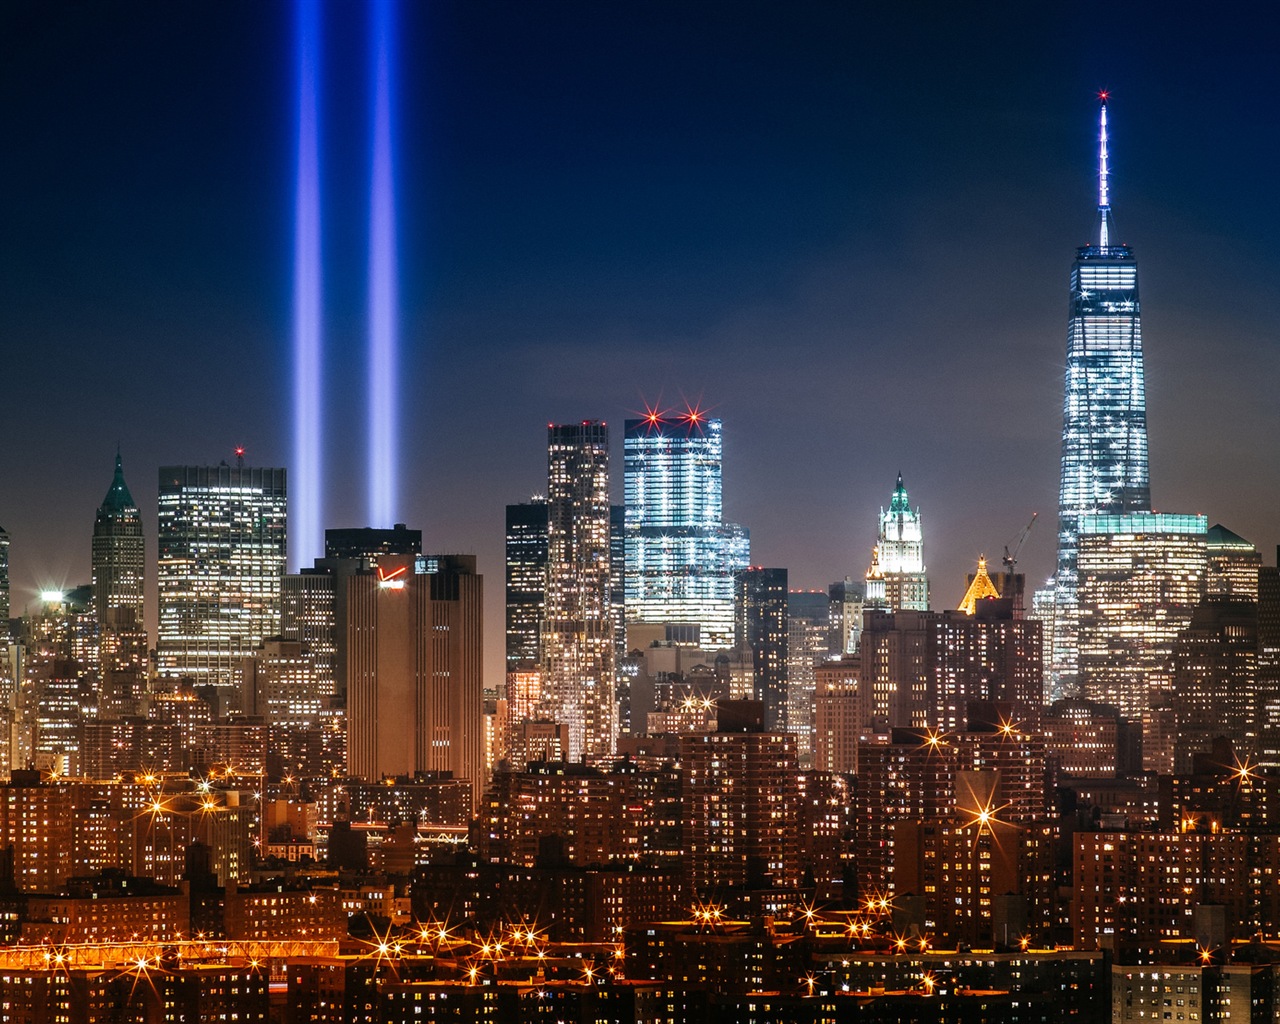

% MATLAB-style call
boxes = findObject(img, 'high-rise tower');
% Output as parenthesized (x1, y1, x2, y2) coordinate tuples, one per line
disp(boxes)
(157, 462, 287, 699)
(1037, 96, 1151, 697)
(505, 500, 548, 671)
(0, 525, 9, 625)
(875, 475, 928, 611)
(623, 409, 749, 648)
(92, 453, 147, 713)
(543, 422, 615, 761)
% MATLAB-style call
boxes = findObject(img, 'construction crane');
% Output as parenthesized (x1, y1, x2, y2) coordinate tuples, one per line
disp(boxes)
(1002, 512, 1038, 574)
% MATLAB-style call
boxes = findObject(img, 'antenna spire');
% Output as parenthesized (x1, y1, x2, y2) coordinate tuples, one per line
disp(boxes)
(1097, 92, 1111, 248)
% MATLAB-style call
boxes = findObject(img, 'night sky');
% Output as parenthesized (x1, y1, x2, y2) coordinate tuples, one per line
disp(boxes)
(4, 2, 1278, 684)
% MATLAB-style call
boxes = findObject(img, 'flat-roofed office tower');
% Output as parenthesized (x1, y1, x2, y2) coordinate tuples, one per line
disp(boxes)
(281, 525, 422, 700)
(1036, 97, 1151, 700)
(157, 462, 287, 700)
(92, 453, 147, 714)
(1077, 513, 1206, 722)
(624, 410, 749, 649)
(0, 525, 9, 623)
(346, 554, 483, 808)
(542, 423, 614, 761)
(505, 500, 548, 671)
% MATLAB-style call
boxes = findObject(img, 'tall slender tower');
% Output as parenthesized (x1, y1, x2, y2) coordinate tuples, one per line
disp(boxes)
(92, 453, 147, 713)
(876, 475, 928, 611)
(543, 422, 615, 761)
(1037, 95, 1150, 698)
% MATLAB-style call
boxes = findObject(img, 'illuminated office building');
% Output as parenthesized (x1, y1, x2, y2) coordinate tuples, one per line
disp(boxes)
(1037, 97, 1151, 699)
(92, 453, 147, 713)
(624, 410, 749, 649)
(281, 525, 420, 700)
(157, 463, 287, 696)
(735, 567, 788, 731)
(875, 475, 928, 611)
(505, 499, 548, 671)
(346, 554, 483, 807)
(858, 603, 1042, 733)
(1076, 512, 1206, 720)
(0, 524, 9, 624)
(542, 422, 614, 761)
(239, 638, 324, 728)
(1171, 599, 1257, 772)
(1205, 523, 1261, 601)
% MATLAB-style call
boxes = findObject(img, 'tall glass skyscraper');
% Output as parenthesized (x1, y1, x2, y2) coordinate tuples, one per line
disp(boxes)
(157, 463, 287, 698)
(543, 422, 615, 761)
(624, 410, 748, 649)
(1037, 96, 1151, 698)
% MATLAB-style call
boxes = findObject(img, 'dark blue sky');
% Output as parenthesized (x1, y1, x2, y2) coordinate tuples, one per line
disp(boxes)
(4, 2, 1278, 679)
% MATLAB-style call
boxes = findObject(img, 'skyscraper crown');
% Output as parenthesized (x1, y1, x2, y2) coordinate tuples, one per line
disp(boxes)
(98, 452, 137, 515)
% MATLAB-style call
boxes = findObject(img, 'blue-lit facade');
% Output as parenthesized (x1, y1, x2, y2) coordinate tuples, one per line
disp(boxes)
(623, 415, 748, 649)
(1037, 98, 1150, 698)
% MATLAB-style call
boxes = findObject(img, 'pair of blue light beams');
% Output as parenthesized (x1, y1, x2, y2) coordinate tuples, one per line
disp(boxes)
(292, 0, 399, 570)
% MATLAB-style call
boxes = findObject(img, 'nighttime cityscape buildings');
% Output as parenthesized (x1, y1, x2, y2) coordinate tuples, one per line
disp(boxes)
(7, 79, 1280, 1023)
(874, 474, 928, 612)
(542, 422, 615, 762)
(156, 463, 288, 701)
(1036, 96, 1151, 701)
(623, 411, 749, 650)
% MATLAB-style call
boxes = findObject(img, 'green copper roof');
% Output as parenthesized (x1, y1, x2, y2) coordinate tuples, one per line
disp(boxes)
(99, 453, 138, 514)
(1206, 523, 1254, 550)
(888, 473, 911, 514)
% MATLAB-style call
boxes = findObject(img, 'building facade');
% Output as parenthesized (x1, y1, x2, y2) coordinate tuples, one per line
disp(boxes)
(542, 423, 614, 761)
(345, 554, 483, 808)
(505, 500, 548, 671)
(1037, 98, 1152, 700)
(623, 412, 748, 650)
(92, 453, 147, 714)
(157, 463, 287, 695)
(1077, 512, 1207, 719)
(735, 567, 788, 731)
(876, 475, 928, 611)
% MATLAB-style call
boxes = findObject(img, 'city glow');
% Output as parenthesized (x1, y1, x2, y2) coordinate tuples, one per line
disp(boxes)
(292, 0, 322, 570)
(367, 0, 400, 527)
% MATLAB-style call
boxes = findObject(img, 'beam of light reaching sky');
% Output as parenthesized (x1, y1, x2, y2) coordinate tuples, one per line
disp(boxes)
(292, 0, 322, 569)
(368, 0, 399, 527)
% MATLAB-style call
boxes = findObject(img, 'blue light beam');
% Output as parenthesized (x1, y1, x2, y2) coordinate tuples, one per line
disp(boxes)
(368, 0, 399, 527)
(292, 0, 322, 569)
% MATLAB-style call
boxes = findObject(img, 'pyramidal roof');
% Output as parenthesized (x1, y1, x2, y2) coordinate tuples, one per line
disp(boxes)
(99, 452, 138, 514)
(1206, 523, 1253, 549)
(958, 556, 1001, 615)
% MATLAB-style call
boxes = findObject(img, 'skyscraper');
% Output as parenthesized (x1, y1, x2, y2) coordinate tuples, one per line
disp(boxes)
(505, 500, 548, 671)
(542, 422, 614, 761)
(157, 462, 287, 698)
(623, 409, 749, 649)
(735, 567, 788, 731)
(0, 525, 9, 625)
(92, 453, 146, 712)
(1038, 97, 1151, 697)
(281, 524, 422, 701)
(875, 474, 928, 611)
(346, 553, 483, 805)
(1076, 513, 1206, 721)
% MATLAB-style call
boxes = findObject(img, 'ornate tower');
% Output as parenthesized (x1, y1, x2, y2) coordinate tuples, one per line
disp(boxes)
(876, 474, 928, 611)
(1036, 95, 1151, 699)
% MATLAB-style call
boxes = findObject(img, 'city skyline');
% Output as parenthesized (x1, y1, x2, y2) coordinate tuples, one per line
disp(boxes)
(4, 4, 1279, 690)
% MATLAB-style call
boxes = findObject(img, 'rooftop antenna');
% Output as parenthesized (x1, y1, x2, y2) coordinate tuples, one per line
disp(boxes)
(235, 445, 246, 469)
(1097, 91, 1111, 248)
